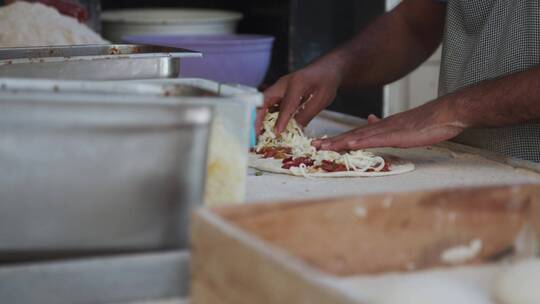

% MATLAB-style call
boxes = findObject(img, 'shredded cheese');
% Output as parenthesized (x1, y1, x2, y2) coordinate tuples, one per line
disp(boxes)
(256, 112, 315, 158)
(256, 113, 387, 172)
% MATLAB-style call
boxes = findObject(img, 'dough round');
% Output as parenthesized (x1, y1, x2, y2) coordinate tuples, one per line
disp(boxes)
(493, 258, 540, 304)
(248, 153, 415, 178)
(376, 276, 492, 304)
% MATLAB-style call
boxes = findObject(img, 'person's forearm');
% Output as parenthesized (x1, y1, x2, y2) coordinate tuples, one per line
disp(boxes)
(445, 66, 540, 128)
(315, 0, 446, 88)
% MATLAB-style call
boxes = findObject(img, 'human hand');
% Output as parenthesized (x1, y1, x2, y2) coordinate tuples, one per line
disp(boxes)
(313, 99, 467, 151)
(255, 59, 344, 135)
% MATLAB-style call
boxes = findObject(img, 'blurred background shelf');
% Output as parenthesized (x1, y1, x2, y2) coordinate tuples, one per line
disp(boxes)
(102, 0, 386, 118)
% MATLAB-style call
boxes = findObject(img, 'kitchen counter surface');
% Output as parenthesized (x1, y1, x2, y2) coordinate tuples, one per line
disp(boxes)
(246, 112, 540, 203)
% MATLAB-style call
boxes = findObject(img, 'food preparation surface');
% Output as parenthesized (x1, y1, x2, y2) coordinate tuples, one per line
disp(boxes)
(0, 251, 190, 304)
(324, 264, 501, 303)
(246, 113, 540, 203)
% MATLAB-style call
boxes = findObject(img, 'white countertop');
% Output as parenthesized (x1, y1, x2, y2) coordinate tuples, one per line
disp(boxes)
(246, 112, 540, 203)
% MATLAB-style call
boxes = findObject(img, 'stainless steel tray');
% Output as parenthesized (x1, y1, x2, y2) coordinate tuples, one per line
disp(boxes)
(0, 90, 212, 261)
(0, 78, 263, 207)
(0, 251, 190, 304)
(0, 44, 201, 80)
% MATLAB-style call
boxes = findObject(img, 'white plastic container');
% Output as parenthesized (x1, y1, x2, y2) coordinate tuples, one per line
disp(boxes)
(0, 78, 262, 206)
(127, 78, 262, 206)
(102, 9, 243, 43)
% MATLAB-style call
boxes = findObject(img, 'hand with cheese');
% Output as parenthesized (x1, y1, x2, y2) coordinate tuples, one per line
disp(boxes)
(255, 1, 446, 137)
(255, 58, 342, 136)
(256, 112, 387, 173)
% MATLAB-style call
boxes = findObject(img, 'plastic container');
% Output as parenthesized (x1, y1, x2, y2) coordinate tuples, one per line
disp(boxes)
(112, 79, 262, 206)
(102, 9, 243, 43)
(123, 34, 274, 87)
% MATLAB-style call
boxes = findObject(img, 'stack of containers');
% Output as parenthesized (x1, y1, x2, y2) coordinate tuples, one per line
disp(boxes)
(0, 77, 262, 258)
(0, 44, 262, 303)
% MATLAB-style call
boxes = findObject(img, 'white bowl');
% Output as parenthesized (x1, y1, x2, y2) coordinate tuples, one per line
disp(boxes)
(102, 9, 243, 42)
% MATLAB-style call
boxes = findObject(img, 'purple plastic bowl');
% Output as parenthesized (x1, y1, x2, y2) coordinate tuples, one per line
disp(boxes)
(123, 34, 274, 87)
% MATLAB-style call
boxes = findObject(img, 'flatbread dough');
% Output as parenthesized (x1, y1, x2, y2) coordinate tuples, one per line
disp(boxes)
(252, 112, 415, 178)
(249, 153, 415, 178)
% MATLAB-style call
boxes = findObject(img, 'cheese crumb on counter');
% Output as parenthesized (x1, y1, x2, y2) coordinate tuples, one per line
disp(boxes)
(354, 205, 368, 218)
(441, 239, 483, 265)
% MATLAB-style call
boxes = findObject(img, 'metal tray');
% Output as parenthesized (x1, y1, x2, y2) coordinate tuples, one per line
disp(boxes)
(0, 251, 190, 304)
(0, 44, 201, 80)
(0, 78, 263, 206)
(0, 90, 212, 261)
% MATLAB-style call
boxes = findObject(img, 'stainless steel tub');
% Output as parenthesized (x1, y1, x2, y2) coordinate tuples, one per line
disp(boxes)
(0, 251, 190, 304)
(0, 91, 212, 261)
(0, 44, 201, 80)
(0, 78, 263, 206)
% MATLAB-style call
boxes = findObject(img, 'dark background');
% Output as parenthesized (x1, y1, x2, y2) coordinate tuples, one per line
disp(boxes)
(102, 0, 385, 117)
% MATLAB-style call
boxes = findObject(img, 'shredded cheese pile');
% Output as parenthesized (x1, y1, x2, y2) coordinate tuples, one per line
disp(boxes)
(256, 112, 315, 157)
(256, 113, 386, 173)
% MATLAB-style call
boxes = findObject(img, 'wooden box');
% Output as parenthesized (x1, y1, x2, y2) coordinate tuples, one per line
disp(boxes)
(190, 184, 540, 304)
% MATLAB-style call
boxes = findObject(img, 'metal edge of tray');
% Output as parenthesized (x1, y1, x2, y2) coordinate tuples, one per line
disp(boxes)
(0, 251, 190, 304)
(317, 110, 540, 174)
(0, 78, 217, 100)
(0, 89, 216, 119)
(0, 78, 263, 107)
(0, 44, 201, 66)
(117, 78, 264, 107)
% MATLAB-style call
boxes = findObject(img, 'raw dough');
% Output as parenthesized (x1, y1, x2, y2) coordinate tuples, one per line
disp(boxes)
(249, 153, 415, 178)
(493, 258, 540, 304)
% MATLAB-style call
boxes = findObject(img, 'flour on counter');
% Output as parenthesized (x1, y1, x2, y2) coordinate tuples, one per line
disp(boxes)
(354, 205, 368, 218)
(0, 1, 108, 47)
(324, 264, 501, 304)
(441, 239, 483, 265)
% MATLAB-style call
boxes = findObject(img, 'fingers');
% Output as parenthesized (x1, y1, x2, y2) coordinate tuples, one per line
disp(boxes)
(344, 131, 407, 150)
(318, 119, 391, 148)
(255, 96, 281, 135)
(294, 91, 330, 127)
(255, 79, 289, 135)
(313, 128, 403, 152)
(313, 121, 462, 152)
(367, 114, 381, 124)
(274, 81, 310, 134)
(263, 76, 288, 104)
(254, 107, 267, 136)
(312, 119, 395, 151)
